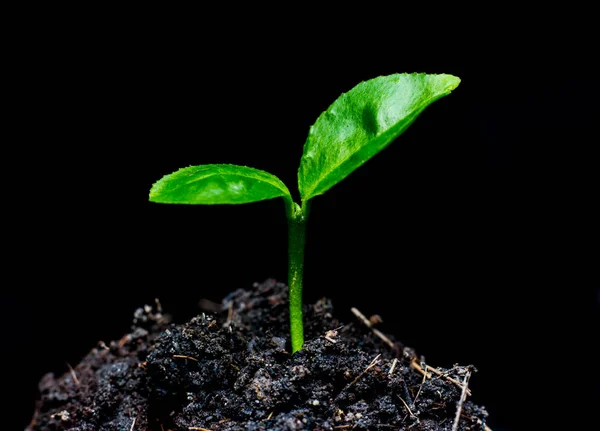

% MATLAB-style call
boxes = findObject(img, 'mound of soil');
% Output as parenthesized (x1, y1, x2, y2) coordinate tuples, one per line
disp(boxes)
(27, 279, 490, 430)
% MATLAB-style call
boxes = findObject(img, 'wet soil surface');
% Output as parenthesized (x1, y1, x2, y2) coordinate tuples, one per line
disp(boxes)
(27, 279, 490, 430)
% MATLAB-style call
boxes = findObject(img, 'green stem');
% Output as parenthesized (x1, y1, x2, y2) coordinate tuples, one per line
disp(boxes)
(286, 201, 308, 353)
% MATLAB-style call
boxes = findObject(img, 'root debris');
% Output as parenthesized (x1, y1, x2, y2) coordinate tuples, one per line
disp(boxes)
(451, 370, 471, 431)
(411, 358, 472, 396)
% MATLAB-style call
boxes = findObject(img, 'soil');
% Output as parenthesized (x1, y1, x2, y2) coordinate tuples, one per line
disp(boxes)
(27, 279, 491, 431)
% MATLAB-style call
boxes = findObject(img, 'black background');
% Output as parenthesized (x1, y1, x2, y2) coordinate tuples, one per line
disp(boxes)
(5, 7, 597, 431)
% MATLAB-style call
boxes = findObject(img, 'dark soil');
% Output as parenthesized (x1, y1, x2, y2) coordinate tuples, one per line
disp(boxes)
(27, 279, 490, 431)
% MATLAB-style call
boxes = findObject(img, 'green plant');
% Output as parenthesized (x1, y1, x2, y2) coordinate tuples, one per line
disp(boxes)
(149, 73, 460, 353)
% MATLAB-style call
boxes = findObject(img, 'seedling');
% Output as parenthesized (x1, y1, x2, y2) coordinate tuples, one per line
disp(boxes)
(149, 73, 460, 353)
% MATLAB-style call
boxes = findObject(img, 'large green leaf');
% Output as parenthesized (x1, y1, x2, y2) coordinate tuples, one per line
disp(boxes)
(149, 164, 292, 205)
(298, 73, 461, 201)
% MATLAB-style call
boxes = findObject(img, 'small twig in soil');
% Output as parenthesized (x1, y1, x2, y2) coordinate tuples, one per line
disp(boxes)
(451, 370, 471, 431)
(388, 358, 398, 374)
(430, 401, 446, 410)
(324, 325, 344, 343)
(351, 307, 395, 349)
(397, 394, 417, 419)
(410, 361, 430, 378)
(350, 354, 381, 386)
(412, 363, 427, 405)
(428, 364, 471, 395)
(173, 355, 199, 361)
(334, 354, 382, 404)
(98, 340, 109, 350)
(267, 411, 274, 420)
(119, 333, 133, 348)
(66, 363, 80, 386)
(188, 428, 212, 431)
(324, 334, 337, 343)
(129, 417, 136, 431)
(207, 319, 217, 329)
(410, 359, 471, 396)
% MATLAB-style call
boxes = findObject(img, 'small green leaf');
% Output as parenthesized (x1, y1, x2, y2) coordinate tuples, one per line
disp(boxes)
(149, 164, 292, 205)
(298, 73, 461, 201)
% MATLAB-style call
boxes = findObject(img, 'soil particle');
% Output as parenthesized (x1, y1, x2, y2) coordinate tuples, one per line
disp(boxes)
(27, 279, 490, 430)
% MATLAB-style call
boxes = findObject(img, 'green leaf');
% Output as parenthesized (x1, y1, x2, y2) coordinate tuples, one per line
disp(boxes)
(149, 164, 292, 205)
(298, 73, 461, 201)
